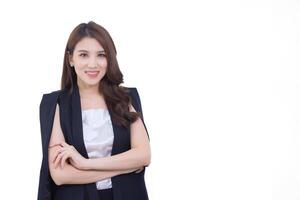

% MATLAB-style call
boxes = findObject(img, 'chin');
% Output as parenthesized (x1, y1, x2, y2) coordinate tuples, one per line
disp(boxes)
(86, 80, 101, 86)
(79, 78, 100, 86)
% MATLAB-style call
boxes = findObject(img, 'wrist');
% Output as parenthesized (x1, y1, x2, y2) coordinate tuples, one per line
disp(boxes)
(81, 158, 91, 170)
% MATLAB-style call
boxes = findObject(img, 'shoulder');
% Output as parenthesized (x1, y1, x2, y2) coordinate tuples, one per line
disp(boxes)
(121, 86, 136, 92)
(40, 89, 65, 108)
(121, 86, 144, 112)
(121, 86, 140, 98)
(121, 86, 143, 106)
(42, 89, 65, 98)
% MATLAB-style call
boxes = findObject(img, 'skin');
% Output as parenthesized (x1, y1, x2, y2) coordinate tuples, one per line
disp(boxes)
(69, 37, 107, 99)
(48, 37, 151, 185)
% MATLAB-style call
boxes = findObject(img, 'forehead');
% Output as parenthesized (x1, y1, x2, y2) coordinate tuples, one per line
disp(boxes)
(74, 37, 104, 52)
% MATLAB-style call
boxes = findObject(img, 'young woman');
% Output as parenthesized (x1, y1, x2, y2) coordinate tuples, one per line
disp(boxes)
(37, 21, 151, 200)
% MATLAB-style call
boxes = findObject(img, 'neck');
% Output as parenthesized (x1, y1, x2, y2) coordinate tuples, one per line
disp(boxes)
(77, 79, 102, 98)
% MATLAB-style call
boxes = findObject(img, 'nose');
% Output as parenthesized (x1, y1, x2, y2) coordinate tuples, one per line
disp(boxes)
(88, 56, 98, 68)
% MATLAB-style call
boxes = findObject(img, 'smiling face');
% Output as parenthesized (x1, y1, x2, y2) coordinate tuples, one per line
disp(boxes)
(69, 37, 108, 88)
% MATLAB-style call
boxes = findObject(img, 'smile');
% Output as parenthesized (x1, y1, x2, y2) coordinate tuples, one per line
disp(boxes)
(85, 71, 100, 78)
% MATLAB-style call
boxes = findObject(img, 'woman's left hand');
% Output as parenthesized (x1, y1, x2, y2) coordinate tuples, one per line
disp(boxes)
(53, 141, 87, 170)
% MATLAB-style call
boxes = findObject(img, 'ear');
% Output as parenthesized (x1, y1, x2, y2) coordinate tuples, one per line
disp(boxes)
(67, 51, 74, 66)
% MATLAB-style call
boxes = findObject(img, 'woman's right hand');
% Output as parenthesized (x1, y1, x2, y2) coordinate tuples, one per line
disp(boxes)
(124, 167, 144, 174)
(134, 167, 144, 173)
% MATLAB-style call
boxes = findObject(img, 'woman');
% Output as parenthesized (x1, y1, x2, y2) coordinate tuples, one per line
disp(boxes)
(37, 21, 151, 200)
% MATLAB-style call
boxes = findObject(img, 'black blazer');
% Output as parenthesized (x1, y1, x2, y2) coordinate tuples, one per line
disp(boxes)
(37, 85, 150, 200)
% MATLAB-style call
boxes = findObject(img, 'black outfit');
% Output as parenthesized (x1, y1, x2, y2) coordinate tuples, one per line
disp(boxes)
(84, 188, 114, 200)
(37, 82, 150, 200)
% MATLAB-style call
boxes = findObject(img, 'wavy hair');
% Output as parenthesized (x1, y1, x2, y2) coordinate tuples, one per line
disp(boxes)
(60, 21, 141, 128)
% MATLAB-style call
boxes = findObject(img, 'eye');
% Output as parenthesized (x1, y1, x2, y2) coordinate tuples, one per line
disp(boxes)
(79, 53, 88, 57)
(98, 54, 106, 57)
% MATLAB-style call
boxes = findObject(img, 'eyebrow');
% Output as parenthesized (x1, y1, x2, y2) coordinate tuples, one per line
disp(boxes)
(77, 50, 105, 53)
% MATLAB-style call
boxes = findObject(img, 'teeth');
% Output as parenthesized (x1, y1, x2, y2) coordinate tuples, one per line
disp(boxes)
(86, 71, 99, 74)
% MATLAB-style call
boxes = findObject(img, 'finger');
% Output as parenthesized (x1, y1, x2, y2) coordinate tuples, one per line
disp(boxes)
(52, 149, 59, 163)
(69, 158, 74, 166)
(52, 147, 68, 163)
(59, 141, 67, 147)
(54, 151, 66, 168)
(54, 152, 63, 168)
(61, 152, 70, 168)
(138, 168, 144, 173)
(52, 148, 67, 163)
(48, 143, 63, 149)
(70, 158, 77, 166)
(135, 167, 144, 173)
(61, 151, 72, 168)
(60, 141, 71, 147)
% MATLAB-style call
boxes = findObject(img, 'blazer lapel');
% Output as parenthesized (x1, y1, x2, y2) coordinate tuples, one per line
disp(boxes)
(70, 83, 89, 158)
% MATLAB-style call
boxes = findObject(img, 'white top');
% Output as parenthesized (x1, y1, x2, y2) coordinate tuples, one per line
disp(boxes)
(81, 108, 114, 190)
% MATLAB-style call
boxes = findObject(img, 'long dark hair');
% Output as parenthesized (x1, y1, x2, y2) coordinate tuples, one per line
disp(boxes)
(61, 21, 141, 128)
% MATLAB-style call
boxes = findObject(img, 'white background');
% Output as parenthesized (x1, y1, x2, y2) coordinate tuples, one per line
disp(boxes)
(0, 0, 299, 199)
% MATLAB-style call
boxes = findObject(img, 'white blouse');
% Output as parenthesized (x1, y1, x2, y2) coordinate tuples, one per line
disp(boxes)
(81, 108, 114, 190)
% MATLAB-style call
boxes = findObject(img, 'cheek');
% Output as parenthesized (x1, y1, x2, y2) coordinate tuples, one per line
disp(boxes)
(101, 66, 108, 76)
(74, 68, 84, 78)
(100, 58, 108, 67)
(78, 59, 88, 67)
(74, 59, 88, 70)
(75, 66, 86, 75)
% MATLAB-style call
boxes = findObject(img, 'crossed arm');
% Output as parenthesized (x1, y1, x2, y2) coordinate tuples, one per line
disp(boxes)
(48, 103, 151, 186)
(83, 104, 151, 171)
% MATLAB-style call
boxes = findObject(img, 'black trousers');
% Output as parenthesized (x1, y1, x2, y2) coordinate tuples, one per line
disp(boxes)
(84, 188, 113, 200)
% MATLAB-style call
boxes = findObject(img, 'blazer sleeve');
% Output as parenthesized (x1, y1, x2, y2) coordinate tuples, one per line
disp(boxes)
(37, 91, 60, 200)
(128, 87, 150, 141)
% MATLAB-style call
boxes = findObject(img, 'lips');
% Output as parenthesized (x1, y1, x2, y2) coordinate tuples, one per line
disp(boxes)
(85, 70, 99, 74)
(85, 71, 100, 78)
